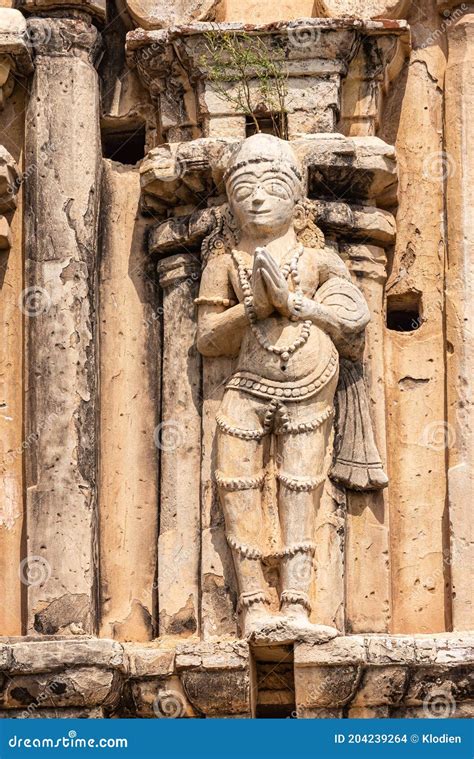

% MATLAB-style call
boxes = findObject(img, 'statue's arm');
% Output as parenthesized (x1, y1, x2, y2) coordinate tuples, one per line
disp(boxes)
(292, 246, 370, 339)
(196, 254, 247, 358)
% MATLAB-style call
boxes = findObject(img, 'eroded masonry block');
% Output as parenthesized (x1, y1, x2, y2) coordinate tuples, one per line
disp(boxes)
(0, 635, 472, 718)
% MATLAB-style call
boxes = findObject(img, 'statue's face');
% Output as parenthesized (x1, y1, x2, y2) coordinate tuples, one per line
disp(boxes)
(228, 164, 298, 239)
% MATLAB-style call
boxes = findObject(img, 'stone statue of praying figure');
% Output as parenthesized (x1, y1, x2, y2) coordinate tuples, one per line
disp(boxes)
(196, 134, 378, 638)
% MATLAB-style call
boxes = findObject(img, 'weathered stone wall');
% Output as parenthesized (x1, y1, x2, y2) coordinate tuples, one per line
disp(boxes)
(0, 0, 472, 719)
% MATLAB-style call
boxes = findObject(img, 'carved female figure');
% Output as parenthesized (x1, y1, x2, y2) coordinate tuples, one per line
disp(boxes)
(196, 134, 373, 637)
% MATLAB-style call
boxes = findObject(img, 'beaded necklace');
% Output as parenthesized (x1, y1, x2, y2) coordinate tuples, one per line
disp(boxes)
(231, 244, 312, 371)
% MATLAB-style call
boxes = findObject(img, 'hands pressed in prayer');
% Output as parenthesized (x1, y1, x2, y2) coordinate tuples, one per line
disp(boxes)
(254, 247, 291, 318)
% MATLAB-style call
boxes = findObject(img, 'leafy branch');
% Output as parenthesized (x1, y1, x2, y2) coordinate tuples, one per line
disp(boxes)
(200, 28, 288, 140)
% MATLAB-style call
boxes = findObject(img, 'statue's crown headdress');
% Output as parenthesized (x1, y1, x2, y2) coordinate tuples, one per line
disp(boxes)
(224, 133, 303, 185)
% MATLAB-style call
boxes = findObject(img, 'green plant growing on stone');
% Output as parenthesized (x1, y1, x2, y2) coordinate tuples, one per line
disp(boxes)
(201, 28, 288, 140)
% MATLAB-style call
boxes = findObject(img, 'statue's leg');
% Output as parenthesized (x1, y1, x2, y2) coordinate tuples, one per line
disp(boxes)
(276, 382, 337, 624)
(216, 391, 272, 635)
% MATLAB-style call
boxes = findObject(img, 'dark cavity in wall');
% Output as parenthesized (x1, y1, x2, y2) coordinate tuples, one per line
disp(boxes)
(252, 645, 296, 718)
(246, 113, 287, 139)
(386, 291, 422, 332)
(101, 124, 146, 165)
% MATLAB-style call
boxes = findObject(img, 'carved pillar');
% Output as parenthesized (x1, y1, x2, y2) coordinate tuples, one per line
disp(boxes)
(340, 33, 408, 137)
(383, 3, 448, 632)
(23, 11, 103, 635)
(98, 162, 159, 641)
(341, 244, 391, 633)
(157, 254, 202, 637)
(0, 9, 32, 636)
(442, 2, 474, 630)
(0, 146, 22, 636)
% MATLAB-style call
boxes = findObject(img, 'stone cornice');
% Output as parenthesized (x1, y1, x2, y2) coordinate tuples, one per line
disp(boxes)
(127, 18, 410, 87)
(0, 8, 34, 92)
(16, 0, 106, 24)
(126, 20, 410, 141)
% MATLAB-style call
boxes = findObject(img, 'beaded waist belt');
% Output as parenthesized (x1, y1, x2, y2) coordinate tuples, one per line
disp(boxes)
(226, 346, 339, 401)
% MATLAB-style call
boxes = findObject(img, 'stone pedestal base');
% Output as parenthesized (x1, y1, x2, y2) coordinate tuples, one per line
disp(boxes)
(1, 634, 472, 718)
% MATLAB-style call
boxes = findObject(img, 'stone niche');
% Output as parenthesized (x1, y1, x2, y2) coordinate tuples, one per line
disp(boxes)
(0, 1, 473, 720)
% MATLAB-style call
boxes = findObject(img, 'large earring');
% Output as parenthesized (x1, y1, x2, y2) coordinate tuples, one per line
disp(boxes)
(294, 200, 325, 249)
(201, 204, 240, 268)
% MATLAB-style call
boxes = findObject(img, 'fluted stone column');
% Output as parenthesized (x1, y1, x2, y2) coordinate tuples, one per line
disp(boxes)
(0, 145, 23, 636)
(383, 4, 448, 633)
(442, 2, 474, 631)
(0, 5, 33, 639)
(98, 162, 159, 641)
(157, 254, 202, 637)
(23, 12, 102, 635)
(342, 244, 391, 633)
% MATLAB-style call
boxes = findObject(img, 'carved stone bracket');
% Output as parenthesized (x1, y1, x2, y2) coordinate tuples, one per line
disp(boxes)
(126, 20, 409, 142)
(149, 202, 396, 260)
(140, 133, 398, 216)
(0, 9, 33, 109)
(0, 144, 21, 250)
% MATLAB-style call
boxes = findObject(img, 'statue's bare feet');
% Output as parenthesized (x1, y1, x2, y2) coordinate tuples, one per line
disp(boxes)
(241, 603, 279, 638)
(279, 602, 339, 639)
(280, 601, 312, 627)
